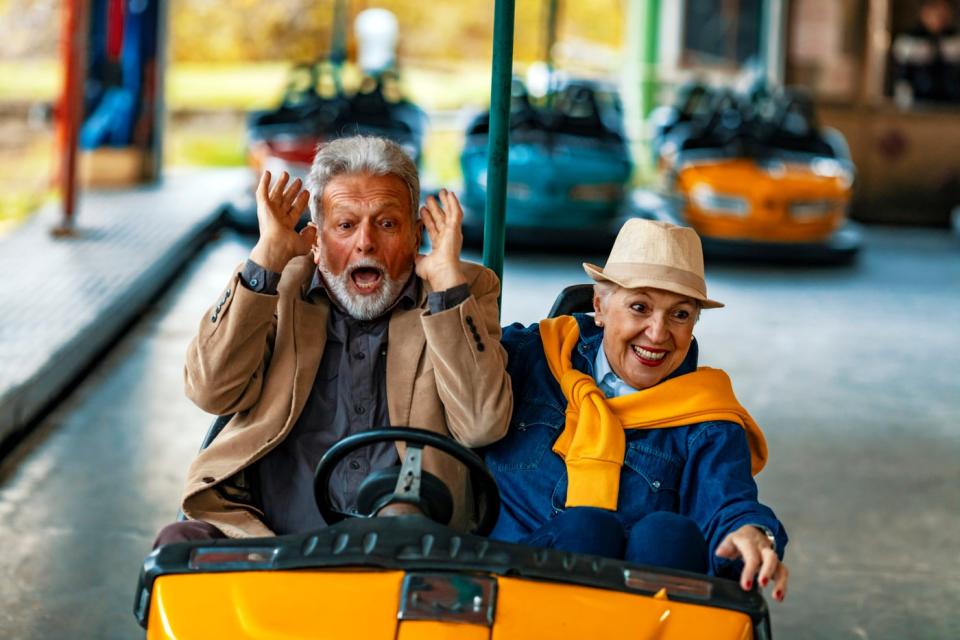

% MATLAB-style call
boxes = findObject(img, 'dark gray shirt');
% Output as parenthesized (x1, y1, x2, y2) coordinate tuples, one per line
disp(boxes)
(238, 259, 469, 534)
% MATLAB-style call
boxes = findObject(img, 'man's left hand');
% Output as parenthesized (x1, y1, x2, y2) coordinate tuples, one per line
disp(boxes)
(715, 524, 789, 602)
(416, 189, 468, 292)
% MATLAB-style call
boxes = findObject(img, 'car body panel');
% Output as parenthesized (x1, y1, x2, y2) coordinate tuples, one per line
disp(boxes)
(676, 158, 850, 243)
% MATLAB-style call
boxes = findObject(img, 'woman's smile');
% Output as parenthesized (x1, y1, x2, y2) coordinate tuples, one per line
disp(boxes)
(631, 344, 669, 366)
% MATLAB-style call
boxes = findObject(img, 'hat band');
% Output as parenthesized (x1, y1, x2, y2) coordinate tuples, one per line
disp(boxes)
(601, 262, 707, 296)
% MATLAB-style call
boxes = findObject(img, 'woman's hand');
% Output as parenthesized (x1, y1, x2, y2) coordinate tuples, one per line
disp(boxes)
(715, 525, 789, 602)
(249, 171, 315, 272)
(415, 188, 467, 292)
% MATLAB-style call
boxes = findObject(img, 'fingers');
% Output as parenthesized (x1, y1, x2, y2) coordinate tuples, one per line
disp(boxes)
(299, 222, 317, 245)
(737, 539, 762, 591)
(757, 547, 779, 589)
(282, 177, 304, 210)
(714, 536, 738, 560)
(424, 193, 446, 229)
(256, 171, 272, 203)
(420, 204, 438, 238)
(290, 189, 311, 221)
(772, 563, 789, 602)
(439, 188, 463, 223)
(269, 171, 290, 201)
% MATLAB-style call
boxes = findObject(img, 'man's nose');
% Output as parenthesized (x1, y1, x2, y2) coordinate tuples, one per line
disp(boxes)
(354, 220, 376, 254)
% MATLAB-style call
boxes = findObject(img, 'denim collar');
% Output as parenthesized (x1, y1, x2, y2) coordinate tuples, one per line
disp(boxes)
(571, 313, 700, 385)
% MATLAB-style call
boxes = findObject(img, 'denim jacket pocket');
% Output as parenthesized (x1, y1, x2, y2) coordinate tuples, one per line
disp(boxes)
(484, 401, 564, 471)
(619, 443, 683, 519)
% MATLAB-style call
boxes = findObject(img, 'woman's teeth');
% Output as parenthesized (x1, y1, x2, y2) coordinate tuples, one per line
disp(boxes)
(632, 346, 666, 361)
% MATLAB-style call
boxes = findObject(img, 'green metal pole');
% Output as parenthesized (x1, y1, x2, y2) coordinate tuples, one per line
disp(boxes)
(483, 0, 516, 299)
(542, 0, 560, 107)
(543, 0, 559, 68)
(330, 0, 348, 65)
(638, 0, 660, 120)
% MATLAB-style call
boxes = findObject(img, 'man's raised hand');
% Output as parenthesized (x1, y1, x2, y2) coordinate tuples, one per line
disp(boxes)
(249, 171, 315, 272)
(415, 188, 467, 292)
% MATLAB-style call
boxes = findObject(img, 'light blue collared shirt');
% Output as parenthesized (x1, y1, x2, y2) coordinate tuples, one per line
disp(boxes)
(594, 347, 640, 398)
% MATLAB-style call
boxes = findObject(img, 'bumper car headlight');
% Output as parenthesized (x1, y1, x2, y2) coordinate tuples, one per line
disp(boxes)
(789, 199, 840, 219)
(689, 185, 750, 216)
(507, 182, 532, 200)
(568, 183, 624, 202)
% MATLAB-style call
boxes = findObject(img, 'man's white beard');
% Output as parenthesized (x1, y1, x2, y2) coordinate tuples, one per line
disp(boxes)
(318, 256, 412, 321)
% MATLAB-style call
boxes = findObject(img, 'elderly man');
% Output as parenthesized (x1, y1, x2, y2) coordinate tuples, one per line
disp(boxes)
(155, 136, 511, 544)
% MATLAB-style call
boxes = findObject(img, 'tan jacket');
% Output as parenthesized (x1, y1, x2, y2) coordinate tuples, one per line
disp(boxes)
(181, 256, 511, 538)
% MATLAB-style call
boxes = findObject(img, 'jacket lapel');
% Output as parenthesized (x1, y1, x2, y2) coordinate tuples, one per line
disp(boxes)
(289, 261, 329, 422)
(386, 305, 426, 427)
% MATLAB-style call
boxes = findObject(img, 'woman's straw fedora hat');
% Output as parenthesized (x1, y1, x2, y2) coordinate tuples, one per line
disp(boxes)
(583, 219, 724, 308)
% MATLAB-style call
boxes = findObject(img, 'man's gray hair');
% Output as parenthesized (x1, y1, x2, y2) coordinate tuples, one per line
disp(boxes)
(305, 136, 419, 227)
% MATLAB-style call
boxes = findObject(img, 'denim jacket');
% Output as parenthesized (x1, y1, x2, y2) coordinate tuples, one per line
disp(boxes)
(484, 314, 788, 572)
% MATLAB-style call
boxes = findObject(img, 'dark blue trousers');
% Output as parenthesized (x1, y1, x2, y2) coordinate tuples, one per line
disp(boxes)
(520, 508, 709, 574)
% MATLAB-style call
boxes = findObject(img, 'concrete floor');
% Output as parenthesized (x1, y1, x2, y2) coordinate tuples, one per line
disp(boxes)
(0, 226, 958, 639)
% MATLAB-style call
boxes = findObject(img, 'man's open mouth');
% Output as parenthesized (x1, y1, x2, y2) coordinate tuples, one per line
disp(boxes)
(350, 266, 384, 292)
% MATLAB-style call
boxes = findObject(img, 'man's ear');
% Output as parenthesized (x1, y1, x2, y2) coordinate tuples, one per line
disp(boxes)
(414, 220, 424, 251)
(307, 222, 322, 265)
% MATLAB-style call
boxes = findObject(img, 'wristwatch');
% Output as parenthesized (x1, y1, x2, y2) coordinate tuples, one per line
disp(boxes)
(754, 525, 777, 554)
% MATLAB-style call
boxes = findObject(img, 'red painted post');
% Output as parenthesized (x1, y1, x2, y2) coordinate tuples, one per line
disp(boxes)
(54, 0, 90, 235)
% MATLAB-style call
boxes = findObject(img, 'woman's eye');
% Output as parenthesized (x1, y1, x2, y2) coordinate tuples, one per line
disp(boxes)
(673, 310, 691, 320)
(630, 303, 647, 313)
(337, 221, 352, 230)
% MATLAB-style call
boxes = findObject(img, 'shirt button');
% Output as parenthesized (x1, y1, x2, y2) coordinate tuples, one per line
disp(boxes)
(354, 352, 366, 360)
(349, 460, 361, 470)
(355, 405, 365, 415)
(250, 278, 259, 287)
(651, 480, 661, 490)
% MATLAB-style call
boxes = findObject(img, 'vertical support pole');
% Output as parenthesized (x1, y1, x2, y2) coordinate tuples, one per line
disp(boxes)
(760, 0, 786, 88)
(543, 0, 559, 68)
(148, 0, 169, 182)
(624, 0, 660, 181)
(639, 0, 661, 121)
(483, 0, 516, 302)
(55, 0, 90, 235)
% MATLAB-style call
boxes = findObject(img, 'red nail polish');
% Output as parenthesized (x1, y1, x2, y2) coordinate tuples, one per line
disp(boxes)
(745, 580, 752, 590)
(761, 577, 768, 587)
(775, 590, 782, 600)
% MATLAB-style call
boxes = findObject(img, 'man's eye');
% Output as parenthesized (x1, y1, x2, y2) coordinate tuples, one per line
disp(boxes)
(337, 222, 352, 230)
(382, 219, 396, 229)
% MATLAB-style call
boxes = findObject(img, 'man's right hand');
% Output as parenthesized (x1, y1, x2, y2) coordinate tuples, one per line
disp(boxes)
(249, 171, 316, 272)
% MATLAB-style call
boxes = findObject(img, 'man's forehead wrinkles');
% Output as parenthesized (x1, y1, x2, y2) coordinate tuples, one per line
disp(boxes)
(326, 192, 406, 208)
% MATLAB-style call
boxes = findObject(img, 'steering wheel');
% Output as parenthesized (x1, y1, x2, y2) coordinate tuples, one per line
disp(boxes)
(314, 427, 501, 536)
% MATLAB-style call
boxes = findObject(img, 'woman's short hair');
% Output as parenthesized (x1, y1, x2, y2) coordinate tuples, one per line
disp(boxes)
(305, 136, 420, 227)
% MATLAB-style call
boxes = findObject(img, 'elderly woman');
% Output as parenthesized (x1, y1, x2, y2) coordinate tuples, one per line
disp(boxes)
(484, 219, 789, 600)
